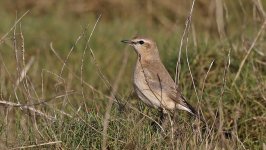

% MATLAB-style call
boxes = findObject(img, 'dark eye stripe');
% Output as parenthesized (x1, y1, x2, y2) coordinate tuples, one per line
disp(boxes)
(139, 40, 144, 44)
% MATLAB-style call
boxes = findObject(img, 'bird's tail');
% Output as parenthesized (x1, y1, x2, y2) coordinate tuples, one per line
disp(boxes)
(180, 96, 206, 124)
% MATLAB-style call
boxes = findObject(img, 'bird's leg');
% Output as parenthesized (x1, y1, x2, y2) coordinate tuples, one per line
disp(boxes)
(159, 108, 165, 124)
(160, 108, 171, 129)
(150, 108, 166, 132)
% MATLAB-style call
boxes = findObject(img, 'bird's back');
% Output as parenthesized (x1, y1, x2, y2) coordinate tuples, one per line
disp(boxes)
(134, 59, 181, 109)
(133, 58, 197, 116)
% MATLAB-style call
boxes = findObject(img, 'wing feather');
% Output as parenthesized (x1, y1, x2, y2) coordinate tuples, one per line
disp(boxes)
(142, 62, 198, 117)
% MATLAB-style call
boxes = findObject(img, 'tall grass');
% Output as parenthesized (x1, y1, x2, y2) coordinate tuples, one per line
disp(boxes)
(0, 0, 266, 149)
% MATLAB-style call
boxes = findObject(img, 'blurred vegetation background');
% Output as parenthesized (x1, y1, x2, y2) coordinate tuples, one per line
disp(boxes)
(0, 0, 265, 149)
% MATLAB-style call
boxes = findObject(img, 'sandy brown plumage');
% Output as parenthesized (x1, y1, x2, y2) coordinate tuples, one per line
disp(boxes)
(122, 37, 199, 118)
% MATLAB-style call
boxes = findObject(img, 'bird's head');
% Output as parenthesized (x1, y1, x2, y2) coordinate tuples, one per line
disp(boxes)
(121, 36, 160, 61)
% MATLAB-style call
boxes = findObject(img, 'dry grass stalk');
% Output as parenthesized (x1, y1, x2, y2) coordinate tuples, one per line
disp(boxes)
(59, 26, 86, 77)
(10, 141, 62, 149)
(253, 0, 266, 18)
(0, 100, 55, 121)
(174, 0, 196, 84)
(200, 59, 215, 125)
(0, 11, 29, 45)
(15, 56, 35, 90)
(74, 15, 126, 149)
(184, 0, 200, 103)
(49, 43, 108, 98)
(215, 0, 226, 38)
(173, 0, 209, 145)
(102, 49, 129, 150)
(80, 24, 90, 101)
(232, 20, 266, 86)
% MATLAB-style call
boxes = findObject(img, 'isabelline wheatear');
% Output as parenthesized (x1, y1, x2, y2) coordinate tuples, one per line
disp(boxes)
(121, 37, 199, 120)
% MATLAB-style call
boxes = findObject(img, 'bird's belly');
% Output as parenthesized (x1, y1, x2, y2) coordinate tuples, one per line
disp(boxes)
(133, 73, 162, 108)
(134, 87, 158, 107)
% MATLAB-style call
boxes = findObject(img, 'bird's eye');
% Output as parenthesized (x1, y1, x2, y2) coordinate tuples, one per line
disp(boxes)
(139, 40, 144, 45)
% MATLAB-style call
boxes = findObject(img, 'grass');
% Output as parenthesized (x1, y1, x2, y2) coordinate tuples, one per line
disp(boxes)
(0, 0, 266, 149)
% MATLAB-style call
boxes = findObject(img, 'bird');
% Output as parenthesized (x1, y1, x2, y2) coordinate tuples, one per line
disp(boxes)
(121, 36, 200, 121)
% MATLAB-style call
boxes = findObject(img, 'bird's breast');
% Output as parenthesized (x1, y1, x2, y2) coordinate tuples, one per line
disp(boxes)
(133, 63, 162, 108)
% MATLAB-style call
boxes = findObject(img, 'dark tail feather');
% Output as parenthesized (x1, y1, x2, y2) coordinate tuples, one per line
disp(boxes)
(184, 101, 198, 117)
(183, 100, 207, 125)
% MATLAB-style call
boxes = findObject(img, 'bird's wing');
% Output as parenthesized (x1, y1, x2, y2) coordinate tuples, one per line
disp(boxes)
(142, 62, 197, 116)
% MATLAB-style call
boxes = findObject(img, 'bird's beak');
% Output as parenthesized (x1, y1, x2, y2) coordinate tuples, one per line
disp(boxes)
(121, 40, 134, 44)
